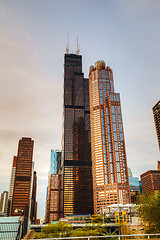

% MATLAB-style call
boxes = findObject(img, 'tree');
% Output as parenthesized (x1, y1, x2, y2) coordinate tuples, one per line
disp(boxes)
(34, 220, 110, 239)
(91, 215, 103, 223)
(136, 192, 160, 233)
(34, 221, 73, 239)
(71, 227, 99, 238)
(83, 223, 109, 235)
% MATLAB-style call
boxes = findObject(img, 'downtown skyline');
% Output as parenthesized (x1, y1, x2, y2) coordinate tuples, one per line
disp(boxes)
(0, 0, 160, 219)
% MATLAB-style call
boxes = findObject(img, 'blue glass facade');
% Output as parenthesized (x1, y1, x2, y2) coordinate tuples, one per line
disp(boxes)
(50, 150, 61, 175)
(129, 177, 139, 187)
(129, 177, 140, 192)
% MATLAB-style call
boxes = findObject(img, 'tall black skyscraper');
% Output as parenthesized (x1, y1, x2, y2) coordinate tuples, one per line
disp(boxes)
(62, 53, 94, 216)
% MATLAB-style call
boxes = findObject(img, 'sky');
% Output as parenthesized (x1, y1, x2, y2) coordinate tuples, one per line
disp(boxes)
(0, 0, 160, 220)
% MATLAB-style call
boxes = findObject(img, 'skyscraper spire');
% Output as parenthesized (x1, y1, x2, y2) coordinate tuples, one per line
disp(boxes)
(66, 33, 69, 54)
(76, 36, 80, 55)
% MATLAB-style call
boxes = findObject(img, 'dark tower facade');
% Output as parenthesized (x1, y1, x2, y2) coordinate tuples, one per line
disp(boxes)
(30, 171, 37, 223)
(11, 137, 34, 216)
(62, 53, 93, 216)
(152, 100, 160, 151)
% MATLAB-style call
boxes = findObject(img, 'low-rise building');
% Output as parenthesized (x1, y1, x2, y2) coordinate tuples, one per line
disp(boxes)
(140, 170, 160, 194)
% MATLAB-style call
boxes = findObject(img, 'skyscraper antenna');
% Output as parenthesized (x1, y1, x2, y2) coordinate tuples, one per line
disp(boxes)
(66, 33, 69, 54)
(76, 36, 80, 55)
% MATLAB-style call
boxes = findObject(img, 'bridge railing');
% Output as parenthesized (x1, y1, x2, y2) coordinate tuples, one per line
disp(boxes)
(33, 233, 160, 240)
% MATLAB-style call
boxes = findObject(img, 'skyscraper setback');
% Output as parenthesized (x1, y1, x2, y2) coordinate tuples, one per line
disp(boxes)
(89, 61, 130, 214)
(11, 137, 34, 216)
(62, 53, 94, 216)
(152, 100, 160, 151)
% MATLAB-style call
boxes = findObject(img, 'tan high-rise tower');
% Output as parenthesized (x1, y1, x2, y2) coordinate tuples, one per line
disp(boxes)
(89, 61, 130, 214)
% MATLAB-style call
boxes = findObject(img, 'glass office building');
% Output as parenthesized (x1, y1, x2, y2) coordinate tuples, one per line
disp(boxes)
(89, 61, 130, 214)
(129, 177, 140, 190)
(50, 149, 61, 175)
(62, 53, 94, 216)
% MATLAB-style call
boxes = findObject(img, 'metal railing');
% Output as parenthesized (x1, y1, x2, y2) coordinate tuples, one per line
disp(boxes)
(0, 221, 22, 240)
(33, 233, 160, 240)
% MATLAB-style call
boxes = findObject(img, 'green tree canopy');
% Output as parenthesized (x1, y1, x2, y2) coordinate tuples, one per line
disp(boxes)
(136, 192, 160, 233)
(34, 221, 73, 239)
(71, 227, 99, 237)
(34, 221, 110, 239)
(91, 215, 103, 223)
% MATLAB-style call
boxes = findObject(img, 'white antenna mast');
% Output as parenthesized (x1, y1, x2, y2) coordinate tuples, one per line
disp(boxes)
(76, 36, 80, 55)
(66, 33, 69, 54)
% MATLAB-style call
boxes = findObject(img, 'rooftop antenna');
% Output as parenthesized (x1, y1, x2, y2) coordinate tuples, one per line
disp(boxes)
(66, 33, 69, 54)
(76, 36, 80, 55)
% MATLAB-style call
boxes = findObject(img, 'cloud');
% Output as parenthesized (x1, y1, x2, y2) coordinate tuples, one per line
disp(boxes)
(125, 115, 160, 177)
(0, 24, 62, 219)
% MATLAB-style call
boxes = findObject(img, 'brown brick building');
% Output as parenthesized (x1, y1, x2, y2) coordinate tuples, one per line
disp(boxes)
(11, 137, 34, 216)
(45, 150, 63, 222)
(140, 170, 160, 194)
(48, 174, 63, 221)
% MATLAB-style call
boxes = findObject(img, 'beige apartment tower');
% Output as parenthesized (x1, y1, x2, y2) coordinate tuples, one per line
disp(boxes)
(89, 61, 130, 214)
